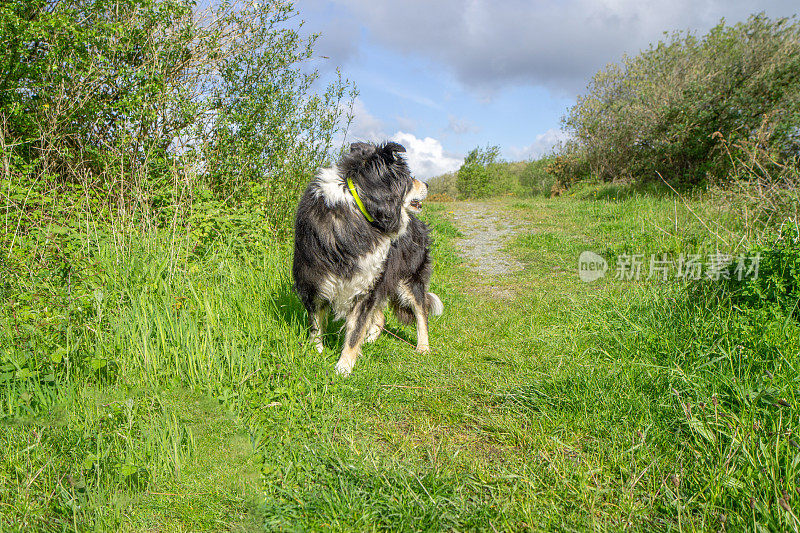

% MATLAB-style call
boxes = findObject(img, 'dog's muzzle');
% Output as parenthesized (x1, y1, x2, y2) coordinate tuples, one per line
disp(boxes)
(407, 179, 427, 213)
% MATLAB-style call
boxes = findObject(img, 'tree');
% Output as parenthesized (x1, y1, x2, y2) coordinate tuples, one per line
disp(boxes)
(456, 145, 501, 198)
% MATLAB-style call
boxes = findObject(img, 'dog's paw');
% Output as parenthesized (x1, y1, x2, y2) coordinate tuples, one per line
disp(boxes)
(334, 359, 354, 376)
(365, 324, 382, 343)
(416, 344, 430, 354)
(314, 340, 324, 354)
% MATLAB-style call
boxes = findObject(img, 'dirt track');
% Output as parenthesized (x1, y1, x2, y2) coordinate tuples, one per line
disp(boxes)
(445, 202, 528, 276)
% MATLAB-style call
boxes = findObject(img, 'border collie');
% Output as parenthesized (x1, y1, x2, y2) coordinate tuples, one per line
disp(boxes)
(292, 141, 443, 376)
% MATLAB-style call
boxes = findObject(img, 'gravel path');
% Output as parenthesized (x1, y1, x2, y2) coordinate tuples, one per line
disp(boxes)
(446, 202, 528, 277)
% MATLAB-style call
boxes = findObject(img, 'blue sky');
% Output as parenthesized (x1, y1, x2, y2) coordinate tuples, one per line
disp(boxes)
(297, 0, 798, 179)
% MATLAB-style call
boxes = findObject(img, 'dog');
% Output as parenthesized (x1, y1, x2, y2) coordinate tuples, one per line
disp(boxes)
(292, 141, 443, 376)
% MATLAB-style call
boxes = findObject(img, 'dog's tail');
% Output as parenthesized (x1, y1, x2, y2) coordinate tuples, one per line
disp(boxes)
(390, 292, 444, 325)
(426, 292, 444, 317)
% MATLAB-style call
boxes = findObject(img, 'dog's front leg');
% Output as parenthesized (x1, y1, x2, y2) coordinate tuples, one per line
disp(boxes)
(309, 303, 328, 354)
(335, 298, 376, 376)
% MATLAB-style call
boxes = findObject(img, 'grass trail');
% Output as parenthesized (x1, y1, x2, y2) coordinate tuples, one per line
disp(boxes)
(250, 197, 730, 530)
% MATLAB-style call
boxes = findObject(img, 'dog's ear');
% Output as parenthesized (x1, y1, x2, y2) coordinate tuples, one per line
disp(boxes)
(384, 142, 406, 154)
(350, 142, 376, 158)
(380, 142, 406, 162)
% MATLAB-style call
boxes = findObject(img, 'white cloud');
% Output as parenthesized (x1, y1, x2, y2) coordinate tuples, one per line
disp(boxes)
(508, 129, 571, 160)
(346, 97, 385, 141)
(390, 131, 462, 180)
(446, 115, 479, 135)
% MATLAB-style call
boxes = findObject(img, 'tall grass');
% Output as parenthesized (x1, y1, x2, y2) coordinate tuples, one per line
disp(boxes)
(0, 208, 470, 529)
(570, 282, 800, 530)
(0, 228, 308, 528)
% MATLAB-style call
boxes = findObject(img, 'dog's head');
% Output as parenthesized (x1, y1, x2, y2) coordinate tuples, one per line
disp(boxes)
(341, 141, 427, 235)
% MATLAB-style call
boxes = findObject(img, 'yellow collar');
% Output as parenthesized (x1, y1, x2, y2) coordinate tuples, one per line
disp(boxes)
(346, 177, 374, 223)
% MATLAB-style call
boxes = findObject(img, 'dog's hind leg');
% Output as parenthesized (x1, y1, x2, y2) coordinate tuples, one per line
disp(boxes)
(411, 293, 443, 353)
(406, 285, 431, 354)
(365, 309, 385, 343)
(398, 282, 432, 354)
(309, 303, 328, 354)
(411, 299, 430, 354)
(335, 297, 378, 376)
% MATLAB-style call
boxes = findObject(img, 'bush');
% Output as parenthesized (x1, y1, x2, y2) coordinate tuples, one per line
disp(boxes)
(726, 221, 800, 318)
(545, 148, 591, 194)
(456, 145, 502, 198)
(708, 124, 800, 238)
(426, 171, 458, 200)
(0, 0, 354, 238)
(518, 157, 558, 197)
(432, 153, 558, 200)
(562, 14, 800, 186)
(0, 0, 353, 424)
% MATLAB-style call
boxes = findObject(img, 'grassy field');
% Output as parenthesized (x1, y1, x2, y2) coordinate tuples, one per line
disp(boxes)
(2, 193, 799, 530)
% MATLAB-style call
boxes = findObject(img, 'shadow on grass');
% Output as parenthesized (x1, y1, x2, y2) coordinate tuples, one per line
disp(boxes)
(266, 282, 417, 352)
(318, 319, 417, 353)
(570, 180, 685, 201)
(268, 282, 307, 328)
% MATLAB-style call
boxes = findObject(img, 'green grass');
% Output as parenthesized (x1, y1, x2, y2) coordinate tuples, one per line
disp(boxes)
(1, 196, 798, 530)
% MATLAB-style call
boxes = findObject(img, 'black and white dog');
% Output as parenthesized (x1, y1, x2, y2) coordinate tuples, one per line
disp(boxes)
(292, 141, 443, 376)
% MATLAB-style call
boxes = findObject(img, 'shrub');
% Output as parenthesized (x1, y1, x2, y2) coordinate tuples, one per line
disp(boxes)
(709, 123, 800, 239)
(426, 171, 458, 201)
(0, 0, 354, 238)
(726, 221, 800, 318)
(562, 14, 800, 186)
(456, 145, 501, 198)
(545, 149, 591, 194)
(436, 154, 559, 199)
(518, 157, 558, 197)
(0, 0, 354, 421)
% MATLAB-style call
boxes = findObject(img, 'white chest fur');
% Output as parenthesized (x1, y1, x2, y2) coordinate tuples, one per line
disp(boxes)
(319, 238, 391, 319)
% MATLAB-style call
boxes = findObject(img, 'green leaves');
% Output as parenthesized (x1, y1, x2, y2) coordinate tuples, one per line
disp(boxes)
(726, 222, 800, 318)
(456, 145, 502, 199)
(2, 0, 354, 244)
(562, 14, 800, 187)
